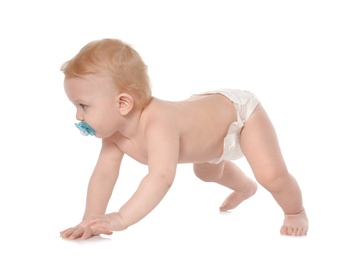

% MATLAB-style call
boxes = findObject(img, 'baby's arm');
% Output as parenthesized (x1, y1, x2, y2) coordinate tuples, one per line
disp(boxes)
(60, 139, 123, 239)
(82, 139, 124, 219)
(116, 120, 179, 228)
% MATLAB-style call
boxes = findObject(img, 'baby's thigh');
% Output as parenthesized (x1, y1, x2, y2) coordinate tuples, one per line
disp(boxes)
(240, 104, 288, 179)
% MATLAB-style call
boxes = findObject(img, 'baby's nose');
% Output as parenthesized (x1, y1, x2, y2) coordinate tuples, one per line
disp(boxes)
(76, 110, 84, 121)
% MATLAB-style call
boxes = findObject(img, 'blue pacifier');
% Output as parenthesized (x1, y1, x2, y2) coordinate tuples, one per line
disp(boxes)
(75, 121, 95, 136)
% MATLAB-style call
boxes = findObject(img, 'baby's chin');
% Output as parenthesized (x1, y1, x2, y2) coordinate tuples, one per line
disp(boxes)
(95, 131, 116, 139)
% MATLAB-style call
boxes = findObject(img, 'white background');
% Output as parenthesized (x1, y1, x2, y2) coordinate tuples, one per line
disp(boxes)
(1, 0, 344, 259)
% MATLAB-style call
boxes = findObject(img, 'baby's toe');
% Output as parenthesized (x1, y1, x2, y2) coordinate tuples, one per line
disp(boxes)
(280, 225, 288, 235)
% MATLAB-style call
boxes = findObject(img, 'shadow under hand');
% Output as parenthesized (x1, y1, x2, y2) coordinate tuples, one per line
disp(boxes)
(60, 235, 112, 244)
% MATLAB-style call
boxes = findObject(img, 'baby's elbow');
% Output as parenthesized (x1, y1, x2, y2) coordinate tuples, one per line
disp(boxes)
(152, 171, 175, 188)
(162, 173, 175, 188)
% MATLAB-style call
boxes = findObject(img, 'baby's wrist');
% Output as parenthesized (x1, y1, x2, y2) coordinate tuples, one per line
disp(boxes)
(108, 212, 128, 231)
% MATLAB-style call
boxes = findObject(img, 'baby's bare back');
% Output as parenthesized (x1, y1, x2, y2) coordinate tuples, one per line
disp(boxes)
(112, 94, 238, 164)
(173, 94, 238, 163)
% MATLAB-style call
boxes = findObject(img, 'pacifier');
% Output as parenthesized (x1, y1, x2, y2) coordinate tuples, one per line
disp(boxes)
(75, 121, 95, 136)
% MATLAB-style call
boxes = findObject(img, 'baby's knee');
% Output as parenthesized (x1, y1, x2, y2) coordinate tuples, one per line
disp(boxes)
(255, 168, 289, 191)
(193, 162, 224, 182)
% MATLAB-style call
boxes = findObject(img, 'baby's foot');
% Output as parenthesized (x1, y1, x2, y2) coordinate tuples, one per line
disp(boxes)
(280, 209, 308, 236)
(220, 181, 258, 211)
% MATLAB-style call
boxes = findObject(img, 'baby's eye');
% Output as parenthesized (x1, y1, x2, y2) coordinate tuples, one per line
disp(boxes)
(79, 104, 87, 110)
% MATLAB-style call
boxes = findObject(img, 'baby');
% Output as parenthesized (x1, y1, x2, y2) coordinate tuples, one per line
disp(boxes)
(60, 39, 308, 239)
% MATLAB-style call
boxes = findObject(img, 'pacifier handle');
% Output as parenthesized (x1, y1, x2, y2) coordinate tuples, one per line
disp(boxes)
(75, 122, 95, 136)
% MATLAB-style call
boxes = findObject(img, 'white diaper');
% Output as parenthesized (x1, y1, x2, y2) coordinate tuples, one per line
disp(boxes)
(193, 89, 260, 163)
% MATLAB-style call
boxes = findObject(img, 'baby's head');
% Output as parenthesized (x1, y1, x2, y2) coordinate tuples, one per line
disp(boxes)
(61, 39, 152, 109)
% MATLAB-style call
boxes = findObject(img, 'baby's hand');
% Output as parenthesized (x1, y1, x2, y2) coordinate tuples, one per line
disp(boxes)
(280, 209, 308, 236)
(60, 213, 127, 240)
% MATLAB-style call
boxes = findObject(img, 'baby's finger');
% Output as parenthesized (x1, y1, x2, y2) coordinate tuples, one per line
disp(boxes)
(80, 228, 93, 240)
(60, 228, 78, 238)
(69, 228, 85, 239)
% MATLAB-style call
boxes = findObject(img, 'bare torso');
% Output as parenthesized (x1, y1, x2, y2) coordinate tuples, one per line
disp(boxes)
(110, 93, 238, 164)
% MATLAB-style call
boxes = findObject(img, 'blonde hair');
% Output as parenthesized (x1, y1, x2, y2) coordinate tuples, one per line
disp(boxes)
(61, 39, 152, 108)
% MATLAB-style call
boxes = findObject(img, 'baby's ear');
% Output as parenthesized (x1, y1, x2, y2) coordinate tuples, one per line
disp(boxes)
(117, 93, 134, 115)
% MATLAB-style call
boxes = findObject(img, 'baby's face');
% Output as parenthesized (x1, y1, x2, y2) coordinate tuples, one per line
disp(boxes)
(64, 75, 124, 138)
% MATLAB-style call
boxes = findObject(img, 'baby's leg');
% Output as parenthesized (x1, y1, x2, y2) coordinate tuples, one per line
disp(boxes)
(239, 103, 308, 235)
(193, 161, 257, 211)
